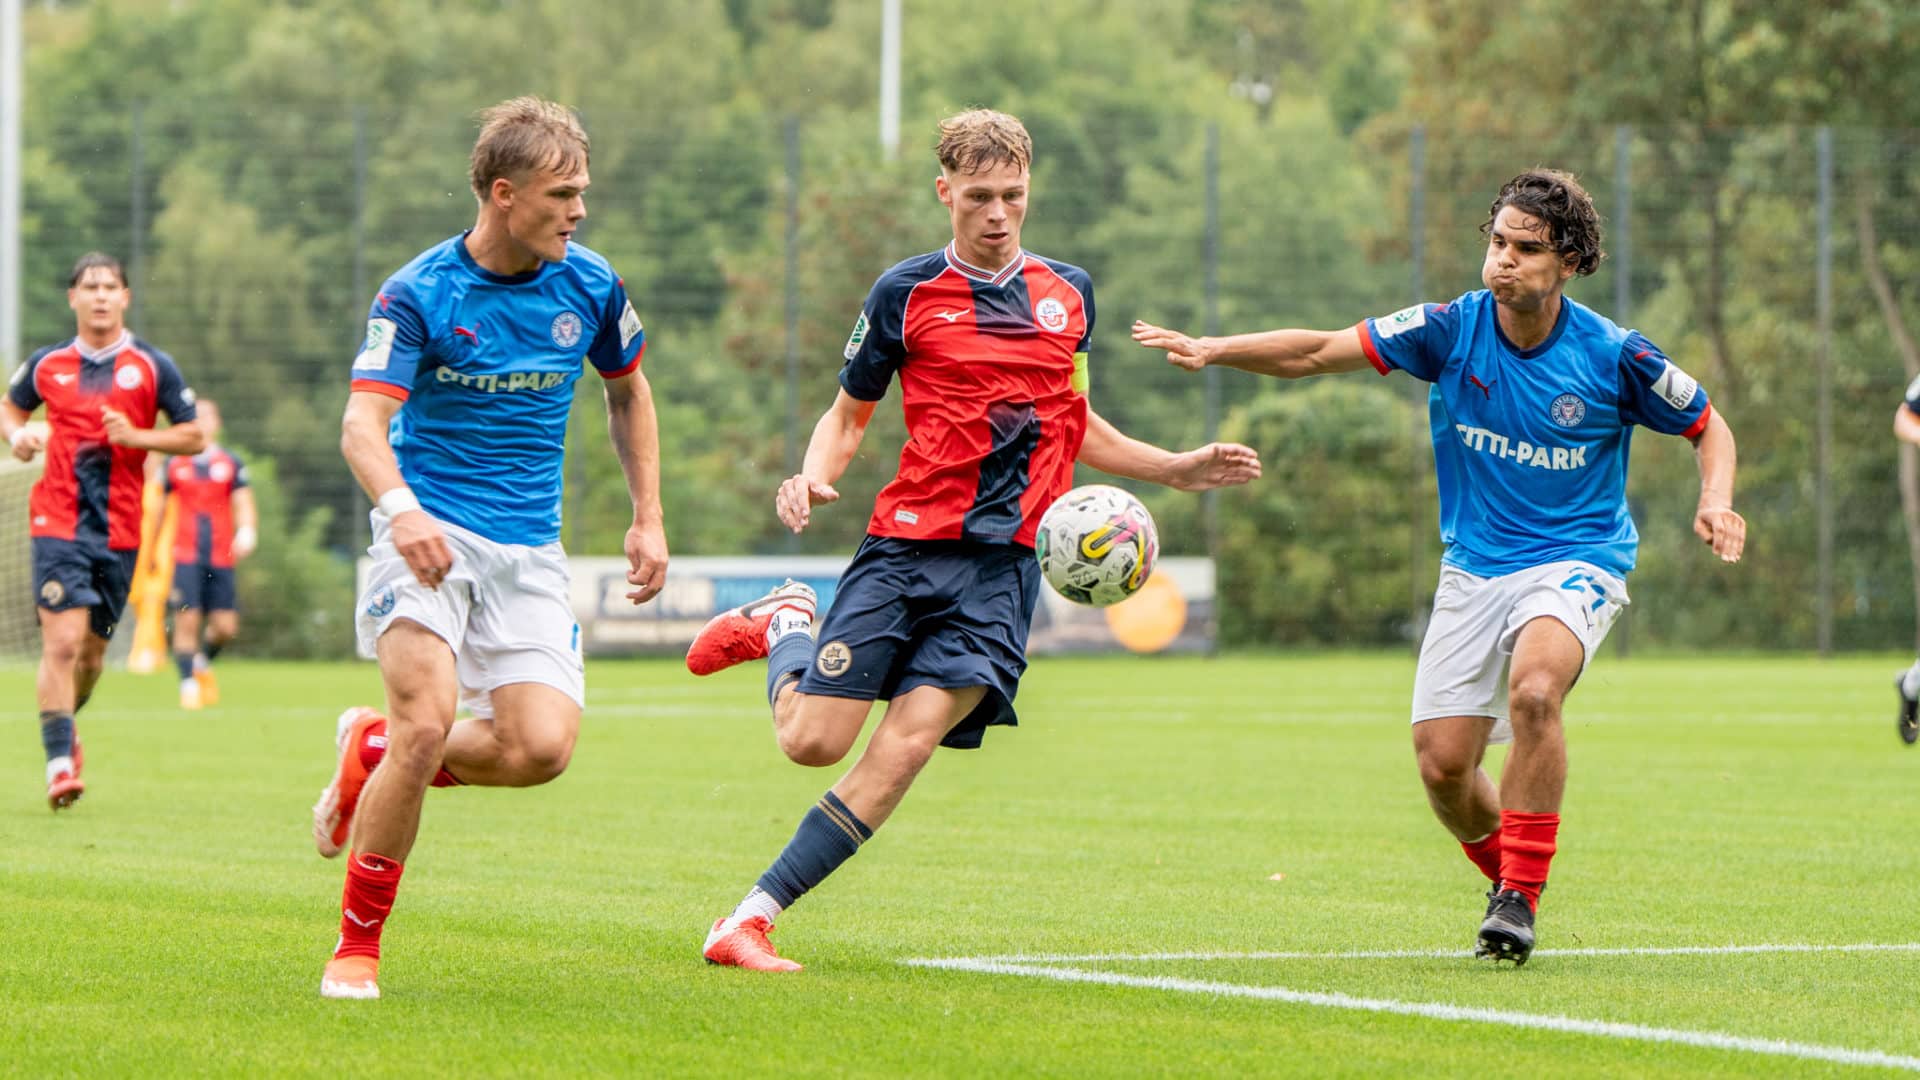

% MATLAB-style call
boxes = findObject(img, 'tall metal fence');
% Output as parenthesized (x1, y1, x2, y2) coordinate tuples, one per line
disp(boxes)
(12, 103, 1920, 654)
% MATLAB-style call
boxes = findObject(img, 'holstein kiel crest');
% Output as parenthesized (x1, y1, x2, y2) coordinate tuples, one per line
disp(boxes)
(1549, 393, 1587, 428)
(550, 311, 583, 349)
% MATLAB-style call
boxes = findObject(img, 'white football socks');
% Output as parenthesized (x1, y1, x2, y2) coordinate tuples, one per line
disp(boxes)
(45, 755, 73, 784)
(767, 608, 815, 648)
(724, 885, 785, 932)
(1903, 661, 1920, 701)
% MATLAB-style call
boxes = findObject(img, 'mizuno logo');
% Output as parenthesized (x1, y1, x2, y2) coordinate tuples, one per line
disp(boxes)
(343, 907, 382, 929)
(933, 309, 966, 323)
(1467, 375, 1495, 399)
(53, 373, 75, 385)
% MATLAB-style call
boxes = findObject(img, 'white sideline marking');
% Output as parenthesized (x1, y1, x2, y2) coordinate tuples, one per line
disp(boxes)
(904, 944, 1920, 1072)
(941, 941, 1920, 964)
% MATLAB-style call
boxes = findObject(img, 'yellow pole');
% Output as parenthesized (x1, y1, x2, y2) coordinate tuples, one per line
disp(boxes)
(126, 476, 178, 674)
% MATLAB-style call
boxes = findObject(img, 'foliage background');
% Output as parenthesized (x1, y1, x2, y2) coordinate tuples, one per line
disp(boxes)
(13, 0, 1920, 655)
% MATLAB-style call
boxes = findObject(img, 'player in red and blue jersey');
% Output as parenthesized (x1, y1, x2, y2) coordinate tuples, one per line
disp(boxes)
(163, 399, 256, 710)
(1134, 169, 1746, 965)
(686, 109, 1262, 972)
(0, 251, 205, 810)
(311, 98, 667, 1000)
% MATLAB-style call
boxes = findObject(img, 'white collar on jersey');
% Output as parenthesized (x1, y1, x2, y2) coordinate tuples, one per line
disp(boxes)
(75, 330, 131, 363)
(944, 243, 1027, 286)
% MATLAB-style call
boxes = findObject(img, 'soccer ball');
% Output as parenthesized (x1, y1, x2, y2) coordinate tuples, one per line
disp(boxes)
(1034, 484, 1159, 607)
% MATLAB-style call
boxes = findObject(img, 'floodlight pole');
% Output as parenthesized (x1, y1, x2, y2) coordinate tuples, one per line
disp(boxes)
(879, 0, 900, 160)
(1, 0, 22, 371)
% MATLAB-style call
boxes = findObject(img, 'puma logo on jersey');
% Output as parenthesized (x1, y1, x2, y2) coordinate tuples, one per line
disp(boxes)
(453, 326, 479, 342)
(1467, 375, 1495, 399)
(933, 309, 966, 323)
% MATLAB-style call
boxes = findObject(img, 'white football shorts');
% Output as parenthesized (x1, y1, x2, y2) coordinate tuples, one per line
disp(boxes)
(355, 513, 584, 717)
(1409, 559, 1629, 743)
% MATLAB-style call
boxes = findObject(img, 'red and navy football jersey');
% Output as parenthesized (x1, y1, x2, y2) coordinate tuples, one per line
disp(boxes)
(8, 332, 198, 551)
(840, 244, 1093, 548)
(165, 445, 249, 568)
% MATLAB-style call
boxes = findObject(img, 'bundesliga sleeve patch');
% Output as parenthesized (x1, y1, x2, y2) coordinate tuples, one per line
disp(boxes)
(1374, 303, 1426, 340)
(1905, 372, 1920, 402)
(1649, 361, 1699, 411)
(354, 318, 397, 372)
(619, 300, 643, 349)
(844, 311, 870, 361)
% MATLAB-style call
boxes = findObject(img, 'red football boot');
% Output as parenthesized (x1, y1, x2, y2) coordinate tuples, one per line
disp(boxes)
(312, 707, 387, 858)
(685, 581, 817, 676)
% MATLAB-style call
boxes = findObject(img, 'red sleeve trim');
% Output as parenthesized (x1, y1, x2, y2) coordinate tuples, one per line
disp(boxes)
(1680, 402, 1713, 440)
(350, 379, 410, 402)
(1355, 322, 1390, 375)
(597, 342, 645, 380)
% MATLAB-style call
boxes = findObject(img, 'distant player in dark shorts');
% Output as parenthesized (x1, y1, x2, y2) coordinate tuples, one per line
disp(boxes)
(0, 251, 205, 809)
(685, 109, 1262, 972)
(163, 399, 256, 710)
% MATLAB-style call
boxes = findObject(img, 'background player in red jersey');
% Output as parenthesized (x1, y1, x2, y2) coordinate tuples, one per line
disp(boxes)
(0, 252, 206, 809)
(163, 399, 257, 710)
(687, 109, 1262, 972)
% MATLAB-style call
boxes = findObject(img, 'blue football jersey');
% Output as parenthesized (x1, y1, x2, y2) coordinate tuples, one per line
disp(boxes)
(348, 233, 645, 545)
(1359, 290, 1711, 578)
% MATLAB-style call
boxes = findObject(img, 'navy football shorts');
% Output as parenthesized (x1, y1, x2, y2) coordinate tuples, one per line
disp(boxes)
(795, 535, 1040, 749)
(32, 537, 140, 639)
(172, 562, 237, 613)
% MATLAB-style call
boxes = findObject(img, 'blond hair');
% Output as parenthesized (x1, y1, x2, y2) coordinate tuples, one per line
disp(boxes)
(468, 97, 590, 199)
(935, 109, 1032, 175)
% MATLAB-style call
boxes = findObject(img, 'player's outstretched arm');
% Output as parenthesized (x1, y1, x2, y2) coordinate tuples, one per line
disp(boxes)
(604, 370, 668, 605)
(1131, 320, 1374, 379)
(776, 389, 877, 534)
(1078, 409, 1261, 492)
(1689, 408, 1745, 564)
(342, 389, 453, 590)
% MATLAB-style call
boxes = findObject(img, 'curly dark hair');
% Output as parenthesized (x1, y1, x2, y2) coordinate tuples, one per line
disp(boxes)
(1482, 169, 1604, 277)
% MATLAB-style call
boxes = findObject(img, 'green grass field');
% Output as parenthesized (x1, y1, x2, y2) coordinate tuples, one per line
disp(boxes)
(3, 653, 1917, 1077)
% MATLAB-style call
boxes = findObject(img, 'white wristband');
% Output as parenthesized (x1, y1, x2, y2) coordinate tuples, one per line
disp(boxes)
(233, 524, 257, 548)
(376, 487, 422, 517)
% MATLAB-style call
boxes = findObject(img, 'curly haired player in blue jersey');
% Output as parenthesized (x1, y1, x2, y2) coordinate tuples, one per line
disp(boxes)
(1134, 169, 1746, 966)
(685, 109, 1262, 972)
(311, 97, 667, 1000)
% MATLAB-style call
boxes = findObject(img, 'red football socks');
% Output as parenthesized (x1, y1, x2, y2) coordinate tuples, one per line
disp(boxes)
(335, 852, 403, 960)
(355, 718, 464, 787)
(1460, 831, 1502, 882)
(1497, 810, 1559, 911)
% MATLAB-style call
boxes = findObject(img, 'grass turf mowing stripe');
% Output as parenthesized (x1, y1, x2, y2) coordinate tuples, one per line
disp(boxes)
(906, 955, 1920, 1072)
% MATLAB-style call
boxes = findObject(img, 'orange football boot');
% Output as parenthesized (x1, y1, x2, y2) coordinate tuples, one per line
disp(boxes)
(703, 916, 803, 972)
(312, 707, 386, 858)
(319, 955, 380, 999)
(685, 581, 817, 676)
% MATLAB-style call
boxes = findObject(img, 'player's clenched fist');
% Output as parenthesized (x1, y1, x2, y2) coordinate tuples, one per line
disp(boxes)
(775, 473, 838, 534)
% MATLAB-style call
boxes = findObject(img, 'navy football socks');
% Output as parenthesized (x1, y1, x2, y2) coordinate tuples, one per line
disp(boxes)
(755, 790, 873, 907)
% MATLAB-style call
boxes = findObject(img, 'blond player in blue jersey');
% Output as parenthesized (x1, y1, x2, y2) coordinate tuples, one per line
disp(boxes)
(312, 97, 666, 1000)
(1135, 169, 1745, 965)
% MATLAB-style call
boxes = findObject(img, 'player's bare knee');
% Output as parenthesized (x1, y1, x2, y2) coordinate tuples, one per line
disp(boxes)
(1507, 679, 1562, 727)
(778, 725, 852, 768)
(1417, 748, 1475, 793)
(509, 731, 574, 784)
